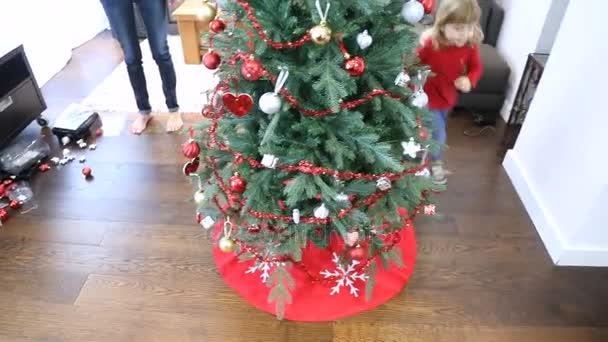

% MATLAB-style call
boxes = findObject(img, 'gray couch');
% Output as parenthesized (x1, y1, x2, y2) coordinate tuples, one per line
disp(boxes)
(457, 0, 510, 125)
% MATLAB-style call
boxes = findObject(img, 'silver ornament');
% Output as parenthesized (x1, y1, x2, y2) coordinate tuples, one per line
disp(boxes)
(61, 136, 71, 145)
(314, 203, 329, 219)
(259, 93, 282, 115)
(376, 177, 392, 191)
(395, 71, 411, 87)
(201, 216, 215, 229)
(261, 154, 279, 169)
(401, 0, 424, 25)
(292, 209, 300, 224)
(410, 90, 429, 108)
(357, 30, 373, 50)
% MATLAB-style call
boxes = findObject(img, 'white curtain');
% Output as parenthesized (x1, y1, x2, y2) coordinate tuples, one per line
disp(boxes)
(0, 0, 109, 86)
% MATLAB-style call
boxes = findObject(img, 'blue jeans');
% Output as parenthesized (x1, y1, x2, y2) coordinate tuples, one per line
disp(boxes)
(100, 0, 179, 114)
(431, 109, 448, 161)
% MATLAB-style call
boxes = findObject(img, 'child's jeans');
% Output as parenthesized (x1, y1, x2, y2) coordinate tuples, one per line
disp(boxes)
(430, 109, 448, 161)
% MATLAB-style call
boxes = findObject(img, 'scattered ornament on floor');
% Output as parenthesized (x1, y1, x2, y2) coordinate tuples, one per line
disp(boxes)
(77, 139, 84, 145)
(8, 200, 21, 210)
(88, 144, 97, 150)
(229, 173, 247, 193)
(261, 154, 279, 169)
(61, 136, 71, 145)
(95, 128, 103, 137)
(79, 142, 87, 149)
(68, 156, 76, 162)
(401, 137, 422, 158)
(423, 204, 436, 215)
(223, 92, 254, 117)
(82, 166, 92, 178)
(59, 158, 69, 165)
(203, 50, 221, 70)
(240, 56, 265, 81)
(0, 208, 8, 223)
(259, 67, 289, 115)
(38, 163, 51, 172)
(292, 209, 300, 224)
(356, 30, 373, 50)
(62, 148, 70, 157)
(314, 203, 330, 219)
(376, 177, 392, 191)
(345, 231, 359, 247)
(209, 18, 226, 33)
(395, 71, 411, 87)
(50, 157, 61, 165)
(402, 0, 425, 24)
(196, 0, 217, 22)
(79, 157, 86, 163)
(309, 0, 332, 45)
(194, 190, 206, 205)
(201, 216, 215, 229)
(3, 180, 12, 186)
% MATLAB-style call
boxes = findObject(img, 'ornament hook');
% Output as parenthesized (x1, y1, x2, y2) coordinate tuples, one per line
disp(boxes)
(223, 216, 233, 237)
(274, 67, 289, 94)
(315, 0, 331, 23)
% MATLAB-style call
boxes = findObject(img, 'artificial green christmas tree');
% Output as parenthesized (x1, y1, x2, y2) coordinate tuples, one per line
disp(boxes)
(182, 0, 443, 320)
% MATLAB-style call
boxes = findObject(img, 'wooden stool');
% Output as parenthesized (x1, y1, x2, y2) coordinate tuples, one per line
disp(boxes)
(171, 0, 213, 65)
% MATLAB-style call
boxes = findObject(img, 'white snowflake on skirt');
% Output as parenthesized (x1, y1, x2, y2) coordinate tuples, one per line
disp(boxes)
(245, 261, 276, 284)
(320, 253, 368, 297)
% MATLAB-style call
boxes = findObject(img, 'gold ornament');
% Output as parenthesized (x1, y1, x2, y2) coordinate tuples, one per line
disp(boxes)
(218, 236, 237, 253)
(194, 190, 206, 205)
(310, 21, 332, 45)
(196, 1, 217, 22)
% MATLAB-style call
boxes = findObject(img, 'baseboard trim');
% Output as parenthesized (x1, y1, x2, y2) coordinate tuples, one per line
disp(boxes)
(503, 150, 565, 263)
(503, 150, 608, 266)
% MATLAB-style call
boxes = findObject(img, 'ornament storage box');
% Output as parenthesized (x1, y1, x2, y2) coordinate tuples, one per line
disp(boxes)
(51, 104, 101, 144)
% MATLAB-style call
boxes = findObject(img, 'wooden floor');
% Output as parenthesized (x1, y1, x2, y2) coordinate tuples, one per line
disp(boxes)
(1, 31, 608, 341)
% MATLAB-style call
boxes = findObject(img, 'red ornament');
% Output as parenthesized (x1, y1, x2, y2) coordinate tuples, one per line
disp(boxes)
(196, 212, 203, 223)
(82, 167, 92, 178)
(0, 208, 9, 222)
(95, 128, 103, 136)
(348, 245, 367, 260)
(223, 93, 254, 117)
(424, 204, 436, 216)
(277, 200, 286, 210)
(182, 158, 200, 176)
(247, 225, 261, 234)
(0, 184, 6, 199)
(398, 207, 409, 217)
(209, 18, 226, 33)
(38, 163, 51, 172)
(3, 180, 13, 186)
(182, 139, 201, 159)
(202, 106, 214, 118)
(229, 174, 247, 193)
(9, 200, 21, 210)
(344, 56, 366, 77)
(240, 57, 265, 81)
(420, 0, 436, 14)
(203, 51, 221, 70)
(419, 127, 429, 140)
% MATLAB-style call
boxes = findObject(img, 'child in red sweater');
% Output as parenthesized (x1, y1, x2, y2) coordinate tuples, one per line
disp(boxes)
(417, 0, 484, 185)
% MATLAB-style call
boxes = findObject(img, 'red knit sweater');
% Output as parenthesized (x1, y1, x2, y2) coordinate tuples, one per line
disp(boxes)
(416, 39, 483, 110)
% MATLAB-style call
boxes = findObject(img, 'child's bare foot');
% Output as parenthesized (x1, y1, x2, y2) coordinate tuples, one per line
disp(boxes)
(166, 112, 183, 133)
(131, 115, 152, 135)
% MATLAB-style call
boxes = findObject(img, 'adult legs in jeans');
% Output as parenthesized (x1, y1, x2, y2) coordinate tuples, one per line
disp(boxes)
(100, 0, 182, 134)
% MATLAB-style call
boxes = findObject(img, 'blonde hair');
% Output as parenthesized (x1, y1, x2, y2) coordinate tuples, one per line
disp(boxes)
(430, 0, 484, 49)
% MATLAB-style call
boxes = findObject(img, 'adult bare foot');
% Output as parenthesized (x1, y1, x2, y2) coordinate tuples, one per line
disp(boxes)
(131, 115, 152, 135)
(166, 112, 183, 133)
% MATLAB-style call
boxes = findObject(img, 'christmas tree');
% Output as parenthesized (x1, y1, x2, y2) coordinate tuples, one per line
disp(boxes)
(182, 0, 442, 319)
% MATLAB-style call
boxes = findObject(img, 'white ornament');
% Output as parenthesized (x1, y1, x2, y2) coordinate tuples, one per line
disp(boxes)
(88, 144, 97, 150)
(395, 71, 411, 87)
(410, 90, 429, 108)
(356, 30, 373, 50)
(401, 138, 422, 158)
(314, 203, 330, 219)
(320, 253, 368, 297)
(415, 168, 431, 178)
(79, 142, 87, 149)
(345, 231, 359, 247)
(62, 148, 70, 157)
(61, 136, 71, 145)
(259, 67, 289, 115)
(201, 216, 215, 229)
(335, 192, 349, 202)
(261, 154, 279, 169)
(245, 261, 276, 284)
(292, 209, 300, 224)
(401, 0, 424, 25)
(424, 204, 436, 216)
(50, 157, 61, 165)
(376, 177, 392, 191)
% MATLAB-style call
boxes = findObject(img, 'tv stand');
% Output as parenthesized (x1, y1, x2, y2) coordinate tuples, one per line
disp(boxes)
(0, 45, 48, 150)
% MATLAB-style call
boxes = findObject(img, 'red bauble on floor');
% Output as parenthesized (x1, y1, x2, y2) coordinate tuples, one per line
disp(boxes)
(212, 221, 417, 321)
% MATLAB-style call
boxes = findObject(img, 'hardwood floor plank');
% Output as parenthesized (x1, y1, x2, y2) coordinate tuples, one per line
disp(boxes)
(0, 269, 87, 305)
(334, 323, 608, 342)
(0, 217, 107, 246)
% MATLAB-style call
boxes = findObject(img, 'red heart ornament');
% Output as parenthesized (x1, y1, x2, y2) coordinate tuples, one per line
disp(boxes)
(223, 93, 253, 117)
(182, 157, 200, 176)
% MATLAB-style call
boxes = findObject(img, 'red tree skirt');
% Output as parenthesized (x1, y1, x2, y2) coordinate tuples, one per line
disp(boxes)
(212, 224, 417, 321)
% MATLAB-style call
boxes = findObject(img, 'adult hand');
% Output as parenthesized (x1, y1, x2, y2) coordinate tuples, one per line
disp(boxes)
(454, 76, 472, 93)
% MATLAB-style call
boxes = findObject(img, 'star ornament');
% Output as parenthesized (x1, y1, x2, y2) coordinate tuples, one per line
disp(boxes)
(401, 138, 422, 158)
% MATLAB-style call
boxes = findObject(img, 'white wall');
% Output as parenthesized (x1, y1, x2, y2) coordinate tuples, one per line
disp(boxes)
(536, 0, 569, 53)
(496, 0, 553, 121)
(0, 0, 109, 86)
(503, 0, 608, 266)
